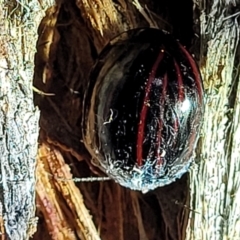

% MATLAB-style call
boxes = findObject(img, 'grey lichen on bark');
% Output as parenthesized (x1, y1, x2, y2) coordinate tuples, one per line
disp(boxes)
(0, 56, 39, 240)
(187, 0, 240, 239)
(0, 0, 52, 239)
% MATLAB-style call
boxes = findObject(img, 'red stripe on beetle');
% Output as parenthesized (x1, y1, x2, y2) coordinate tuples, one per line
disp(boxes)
(173, 118, 179, 132)
(173, 59, 184, 102)
(178, 44, 203, 103)
(137, 50, 164, 166)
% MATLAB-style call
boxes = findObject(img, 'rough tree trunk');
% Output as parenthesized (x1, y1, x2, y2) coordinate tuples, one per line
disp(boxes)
(187, 1, 240, 239)
(0, 0, 42, 239)
(0, 0, 239, 240)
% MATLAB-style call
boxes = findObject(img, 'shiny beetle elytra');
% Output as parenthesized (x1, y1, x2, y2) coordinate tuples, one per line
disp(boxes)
(82, 28, 204, 192)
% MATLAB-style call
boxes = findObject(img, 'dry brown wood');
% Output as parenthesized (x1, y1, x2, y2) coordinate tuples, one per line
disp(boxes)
(36, 142, 101, 240)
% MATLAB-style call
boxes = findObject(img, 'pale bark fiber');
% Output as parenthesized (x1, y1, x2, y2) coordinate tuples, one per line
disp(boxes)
(187, 1, 240, 239)
(0, 1, 46, 239)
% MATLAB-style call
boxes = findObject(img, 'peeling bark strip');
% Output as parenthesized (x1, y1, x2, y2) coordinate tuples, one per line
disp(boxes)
(0, 1, 43, 239)
(187, 0, 240, 239)
(36, 143, 101, 240)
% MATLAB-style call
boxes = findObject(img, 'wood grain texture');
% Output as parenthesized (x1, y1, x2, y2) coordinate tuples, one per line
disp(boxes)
(186, 1, 240, 239)
(0, 0, 42, 239)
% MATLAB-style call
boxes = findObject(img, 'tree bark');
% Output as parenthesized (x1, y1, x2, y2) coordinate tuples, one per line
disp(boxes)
(0, 0, 42, 239)
(186, 1, 240, 239)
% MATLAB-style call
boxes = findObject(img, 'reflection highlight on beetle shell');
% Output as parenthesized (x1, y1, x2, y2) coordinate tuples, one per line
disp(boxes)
(82, 28, 204, 192)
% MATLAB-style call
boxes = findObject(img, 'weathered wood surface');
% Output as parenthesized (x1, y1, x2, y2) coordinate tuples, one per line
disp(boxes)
(186, 1, 240, 239)
(0, 0, 44, 239)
